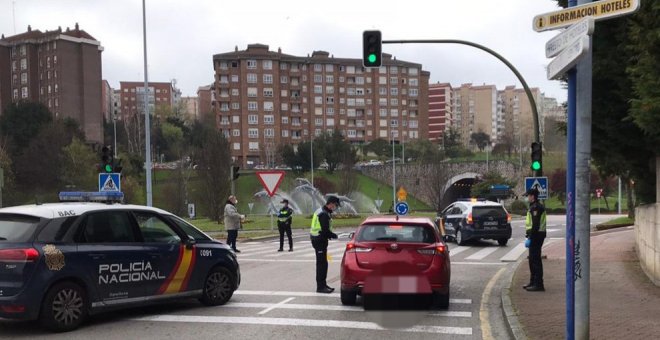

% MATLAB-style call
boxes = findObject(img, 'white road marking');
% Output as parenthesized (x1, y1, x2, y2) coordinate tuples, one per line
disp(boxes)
(222, 302, 472, 317)
(480, 267, 506, 340)
(451, 262, 507, 266)
(258, 297, 295, 315)
(500, 242, 528, 262)
(465, 247, 500, 260)
(131, 315, 473, 335)
(234, 290, 472, 304)
(448, 246, 470, 256)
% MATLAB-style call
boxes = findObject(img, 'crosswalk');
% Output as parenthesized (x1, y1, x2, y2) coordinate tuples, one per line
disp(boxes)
(232, 237, 539, 264)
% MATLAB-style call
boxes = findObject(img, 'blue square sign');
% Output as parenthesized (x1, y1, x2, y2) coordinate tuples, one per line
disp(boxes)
(524, 177, 548, 200)
(99, 173, 121, 192)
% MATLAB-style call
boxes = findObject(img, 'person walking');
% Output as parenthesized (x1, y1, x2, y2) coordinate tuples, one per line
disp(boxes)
(224, 195, 244, 253)
(524, 188, 547, 291)
(310, 196, 340, 293)
(277, 199, 294, 252)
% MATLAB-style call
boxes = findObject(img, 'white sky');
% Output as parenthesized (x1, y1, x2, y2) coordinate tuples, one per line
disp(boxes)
(1, 0, 567, 102)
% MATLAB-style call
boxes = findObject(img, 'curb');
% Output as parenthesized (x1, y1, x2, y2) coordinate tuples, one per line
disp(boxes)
(594, 223, 634, 231)
(501, 257, 527, 340)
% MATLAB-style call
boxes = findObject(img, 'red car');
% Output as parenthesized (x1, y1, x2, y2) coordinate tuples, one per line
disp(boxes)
(340, 216, 451, 309)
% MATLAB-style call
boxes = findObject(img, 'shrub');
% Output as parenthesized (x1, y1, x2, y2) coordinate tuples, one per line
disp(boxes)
(508, 200, 528, 215)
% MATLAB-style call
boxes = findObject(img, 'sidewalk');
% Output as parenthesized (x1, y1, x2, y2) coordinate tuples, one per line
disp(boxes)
(505, 227, 660, 339)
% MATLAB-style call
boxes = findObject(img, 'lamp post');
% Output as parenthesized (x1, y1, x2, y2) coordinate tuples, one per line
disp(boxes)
(113, 112, 117, 158)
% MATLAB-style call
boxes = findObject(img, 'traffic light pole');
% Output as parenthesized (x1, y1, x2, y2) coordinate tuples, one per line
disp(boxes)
(382, 39, 541, 158)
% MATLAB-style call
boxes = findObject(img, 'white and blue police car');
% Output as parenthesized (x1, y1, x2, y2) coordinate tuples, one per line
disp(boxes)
(0, 192, 240, 332)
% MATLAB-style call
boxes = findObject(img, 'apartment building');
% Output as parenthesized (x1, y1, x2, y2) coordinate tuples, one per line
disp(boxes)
(212, 44, 429, 167)
(118, 81, 177, 118)
(0, 24, 103, 143)
(498, 85, 543, 150)
(428, 83, 452, 143)
(452, 83, 498, 147)
(180, 96, 199, 121)
(197, 84, 214, 117)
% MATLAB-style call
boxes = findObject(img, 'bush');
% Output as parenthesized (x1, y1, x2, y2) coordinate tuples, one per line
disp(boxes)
(313, 177, 336, 194)
(508, 200, 528, 215)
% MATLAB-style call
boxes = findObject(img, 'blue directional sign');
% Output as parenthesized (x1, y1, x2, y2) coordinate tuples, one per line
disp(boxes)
(99, 173, 121, 192)
(395, 201, 409, 215)
(524, 176, 549, 200)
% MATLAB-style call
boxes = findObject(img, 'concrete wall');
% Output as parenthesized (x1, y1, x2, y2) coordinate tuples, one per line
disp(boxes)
(635, 203, 660, 286)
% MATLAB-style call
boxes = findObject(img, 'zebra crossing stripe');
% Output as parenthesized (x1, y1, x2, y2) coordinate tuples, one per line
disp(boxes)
(233, 290, 473, 304)
(221, 302, 472, 317)
(500, 242, 528, 262)
(448, 246, 470, 257)
(464, 247, 500, 260)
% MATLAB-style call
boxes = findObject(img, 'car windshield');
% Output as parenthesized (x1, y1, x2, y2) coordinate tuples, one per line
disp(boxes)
(0, 214, 41, 242)
(357, 224, 435, 243)
(472, 206, 507, 219)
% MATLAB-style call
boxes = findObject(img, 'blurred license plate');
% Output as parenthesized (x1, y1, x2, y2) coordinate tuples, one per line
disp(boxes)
(483, 221, 498, 226)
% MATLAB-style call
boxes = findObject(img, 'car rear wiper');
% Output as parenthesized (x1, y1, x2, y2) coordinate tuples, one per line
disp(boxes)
(0, 237, 7, 240)
(376, 237, 398, 241)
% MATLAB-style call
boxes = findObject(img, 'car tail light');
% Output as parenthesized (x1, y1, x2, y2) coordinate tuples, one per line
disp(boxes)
(345, 242, 372, 253)
(436, 244, 447, 254)
(1, 305, 26, 313)
(507, 213, 512, 222)
(467, 213, 473, 224)
(0, 248, 39, 262)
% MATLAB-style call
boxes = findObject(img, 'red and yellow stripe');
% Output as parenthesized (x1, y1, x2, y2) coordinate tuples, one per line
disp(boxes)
(158, 245, 197, 294)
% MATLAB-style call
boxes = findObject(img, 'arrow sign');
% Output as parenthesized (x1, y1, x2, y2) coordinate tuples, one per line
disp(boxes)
(395, 202, 409, 215)
(545, 17, 594, 58)
(533, 0, 640, 32)
(547, 35, 590, 80)
(256, 171, 285, 197)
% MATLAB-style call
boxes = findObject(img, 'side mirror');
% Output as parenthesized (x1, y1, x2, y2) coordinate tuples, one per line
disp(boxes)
(185, 236, 196, 250)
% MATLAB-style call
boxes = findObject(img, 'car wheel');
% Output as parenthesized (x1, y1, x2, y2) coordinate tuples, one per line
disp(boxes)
(39, 281, 88, 332)
(497, 238, 508, 246)
(199, 266, 235, 306)
(455, 229, 466, 246)
(340, 289, 357, 306)
(433, 291, 450, 309)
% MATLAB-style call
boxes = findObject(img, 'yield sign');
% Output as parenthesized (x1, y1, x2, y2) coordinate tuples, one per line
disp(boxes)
(256, 171, 285, 197)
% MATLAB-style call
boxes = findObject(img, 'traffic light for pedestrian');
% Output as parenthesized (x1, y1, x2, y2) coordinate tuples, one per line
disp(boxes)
(232, 166, 240, 180)
(362, 30, 382, 68)
(101, 146, 114, 173)
(530, 142, 542, 173)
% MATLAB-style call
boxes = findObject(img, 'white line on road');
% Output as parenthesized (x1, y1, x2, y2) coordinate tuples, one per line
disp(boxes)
(500, 242, 528, 262)
(131, 315, 473, 335)
(448, 246, 471, 256)
(258, 297, 295, 315)
(234, 290, 472, 304)
(465, 247, 500, 260)
(480, 267, 506, 340)
(223, 302, 472, 317)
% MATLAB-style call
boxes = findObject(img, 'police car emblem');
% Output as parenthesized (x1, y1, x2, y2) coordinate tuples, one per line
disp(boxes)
(43, 244, 65, 271)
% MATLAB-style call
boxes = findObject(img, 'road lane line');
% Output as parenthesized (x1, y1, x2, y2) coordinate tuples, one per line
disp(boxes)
(258, 297, 295, 315)
(233, 290, 473, 304)
(500, 242, 528, 262)
(223, 302, 472, 317)
(448, 246, 470, 257)
(465, 247, 500, 260)
(479, 267, 506, 340)
(131, 315, 472, 335)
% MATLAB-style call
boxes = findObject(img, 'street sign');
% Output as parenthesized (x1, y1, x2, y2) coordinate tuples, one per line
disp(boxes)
(533, 0, 640, 32)
(98, 173, 121, 192)
(374, 199, 383, 209)
(595, 188, 603, 198)
(547, 35, 590, 80)
(545, 17, 594, 58)
(525, 176, 549, 200)
(395, 201, 409, 215)
(397, 187, 407, 201)
(187, 203, 195, 219)
(256, 171, 285, 197)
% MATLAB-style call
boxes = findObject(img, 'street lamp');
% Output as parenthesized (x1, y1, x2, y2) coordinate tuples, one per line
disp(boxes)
(142, 0, 153, 206)
(112, 111, 118, 158)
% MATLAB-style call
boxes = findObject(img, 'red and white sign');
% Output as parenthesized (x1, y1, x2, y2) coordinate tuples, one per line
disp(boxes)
(256, 171, 285, 197)
(595, 188, 603, 198)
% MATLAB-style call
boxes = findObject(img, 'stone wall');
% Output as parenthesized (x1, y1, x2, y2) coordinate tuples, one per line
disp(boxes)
(636, 203, 660, 286)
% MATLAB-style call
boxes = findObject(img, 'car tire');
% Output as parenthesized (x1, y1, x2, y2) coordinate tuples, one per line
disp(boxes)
(497, 238, 508, 246)
(433, 291, 450, 309)
(39, 281, 88, 332)
(199, 266, 235, 306)
(455, 229, 466, 246)
(340, 289, 357, 306)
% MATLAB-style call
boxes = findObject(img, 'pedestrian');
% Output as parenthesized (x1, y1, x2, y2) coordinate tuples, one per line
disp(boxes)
(524, 188, 547, 291)
(224, 195, 245, 253)
(310, 196, 340, 293)
(277, 199, 294, 252)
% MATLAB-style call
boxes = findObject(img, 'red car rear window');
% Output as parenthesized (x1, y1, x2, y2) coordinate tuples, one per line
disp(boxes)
(357, 224, 435, 243)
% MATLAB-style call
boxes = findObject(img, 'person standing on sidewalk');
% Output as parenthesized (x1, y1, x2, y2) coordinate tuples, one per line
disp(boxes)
(224, 195, 245, 253)
(277, 199, 294, 252)
(524, 188, 547, 291)
(310, 196, 340, 293)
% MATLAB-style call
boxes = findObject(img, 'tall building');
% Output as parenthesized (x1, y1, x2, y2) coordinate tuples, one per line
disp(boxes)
(197, 84, 214, 118)
(118, 81, 177, 118)
(499, 85, 543, 150)
(452, 83, 497, 147)
(428, 83, 453, 143)
(180, 96, 199, 121)
(0, 24, 103, 143)
(212, 44, 429, 166)
(101, 79, 113, 122)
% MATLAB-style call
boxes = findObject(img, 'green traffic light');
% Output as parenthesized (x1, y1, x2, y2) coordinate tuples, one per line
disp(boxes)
(531, 161, 541, 171)
(104, 164, 113, 173)
(368, 54, 377, 63)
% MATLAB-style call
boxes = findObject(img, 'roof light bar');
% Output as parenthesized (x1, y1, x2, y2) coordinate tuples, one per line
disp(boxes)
(58, 191, 124, 203)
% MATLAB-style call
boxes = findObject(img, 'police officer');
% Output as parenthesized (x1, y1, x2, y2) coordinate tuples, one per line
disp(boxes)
(310, 196, 340, 293)
(524, 188, 547, 292)
(277, 199, 294, 252)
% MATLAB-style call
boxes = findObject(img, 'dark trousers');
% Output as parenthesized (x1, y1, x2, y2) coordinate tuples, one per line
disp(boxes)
(528, 233, 546, 286)
(278, 222, 293, 250)
(311, 236, 328, 289)
(226, 230, 238, 250)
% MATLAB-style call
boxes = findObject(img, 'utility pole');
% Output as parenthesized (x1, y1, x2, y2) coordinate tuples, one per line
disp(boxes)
(142, 0, 153, 206)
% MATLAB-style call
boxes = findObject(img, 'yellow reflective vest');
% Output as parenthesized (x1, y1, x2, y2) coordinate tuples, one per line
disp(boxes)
(525, 201, 547, 233)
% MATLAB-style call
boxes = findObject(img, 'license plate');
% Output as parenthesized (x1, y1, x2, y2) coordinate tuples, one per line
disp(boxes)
(483, 221, 498, 226)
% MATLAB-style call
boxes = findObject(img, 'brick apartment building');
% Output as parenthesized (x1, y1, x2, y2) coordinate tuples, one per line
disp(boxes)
(212, 44, 429, 167)
(197, 84, 214, 118)
(0, 24, 103, 143)
(498, 85, 543, 150)
(428, 83, 453, 143)
(118, 81, 176, 118)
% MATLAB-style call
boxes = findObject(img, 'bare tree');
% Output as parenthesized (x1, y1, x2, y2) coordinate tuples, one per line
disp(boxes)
(338, 148, 359, 195)
(425, 155, 452, 211)
(192, 125, 231, 221)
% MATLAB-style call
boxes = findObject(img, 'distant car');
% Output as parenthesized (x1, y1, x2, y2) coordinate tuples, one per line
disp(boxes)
(0, 192, 240, 332)
(366, 160, 383, 166)
(340, 216, 450, 309)
(436, 199, 512, 246)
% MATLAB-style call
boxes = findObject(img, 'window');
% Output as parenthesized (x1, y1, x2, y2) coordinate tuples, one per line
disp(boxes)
(219, 61, 229, 69)
(314, 85, 323, 94)
(281, 130, 289, 137)
(325, 75, 334, 83)
(21, 87, 28, 98)
(167, 216, 210, 241)
(248, 115, 258, 124)
(315, 118, 323, 126)
(231, 89, 239, 96)
(134, 211, 181, 243)
(379, 109, 387, 117)
(390, 77, 398, 85)
(356, 88, 364, 96)
(248, 129, 259, 138)
(247, 73, 257, 83)
(233, 143, 241, 150)
(263, 88, 273, 97)
(409, 89, 418, 97)
(281, 117, 289, 124)
(232, 129, 240, 136)
(249, 142, 259, 150)
(247, 88, 257, 97)
(314, 74, 323, 83)
(264, 102, 274, 111)
(325, 64, 334, 72)
(20, 45, 26, 56)
(326, 118, 335, 126)
(263, 60, 272, 70)
(280, 62, 287, 70)
(326, 107, 334, 115)
(248, 102, 258, 111)
(409, 68, 419, 75)
(346, 66, 355, 74)
(326, 97, 334, 104)
(347, 88, 356, 96)
(390, 88, 399, 96)
(264, 115, 274, 125)
(281, 103, 288, 111)
(390, 109, 399, 117)
(280, 76, 288, 83)
(314, 64, 322, 71)
(409, 120, 419, 128)
(390, 119, 399, 127)
(247, 60, 257, 69)
(356, 77, 365, 85)
(219, 75, 229, 83)
(390, 66, 398, 74)
(264, 128, 274, 137)
(409, 78, 418, 86)
(20, 58, 27, 70)
(20, 73, 27, 84)
(80, 211, 137, 243)
(379, 76, 387, 85)
(232, 102, 240, 109)
(315, 97, 323, 104)
(231, 75, 239, 82)
(326, 86, 334, 94)
(263, 74, 273, 84)
(11, 61, 16, 71)
(390, 98, 398, 106)
(379, 98, 387, 106)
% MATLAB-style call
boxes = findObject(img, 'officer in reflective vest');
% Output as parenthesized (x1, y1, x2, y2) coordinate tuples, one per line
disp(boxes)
(524, 188, 547, 292)
(277, 199, 294, 252)
(310, 196, 340, 293)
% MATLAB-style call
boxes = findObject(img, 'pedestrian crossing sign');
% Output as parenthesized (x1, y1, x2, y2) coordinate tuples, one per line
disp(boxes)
(99, 173, 121, 192)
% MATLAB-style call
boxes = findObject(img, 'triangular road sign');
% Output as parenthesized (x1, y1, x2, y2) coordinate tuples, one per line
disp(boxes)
(101, 175, 119, 192)
(256, 171, 285, 197)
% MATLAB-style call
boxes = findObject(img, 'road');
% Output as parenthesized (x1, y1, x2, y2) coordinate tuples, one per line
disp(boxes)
(0, 214, 619, 339)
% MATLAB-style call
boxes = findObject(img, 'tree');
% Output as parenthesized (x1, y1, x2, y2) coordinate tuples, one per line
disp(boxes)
(470, 171, 516, 199)
(0, 100, 52, 158)
(316, 130, 354, 174)
(470, 132, 490, 151)
(61, 138, 98, 191)
(365, 138, 390, 158)
(405, 139, 443, 163)
(549, 168, 566, 205)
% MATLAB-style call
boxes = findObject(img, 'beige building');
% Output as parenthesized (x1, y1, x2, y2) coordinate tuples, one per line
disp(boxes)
(452, 83, 498, 147)
(498, 85, 543, 150)
(212, 44, 429, 167)
(180, 96, 199, 121)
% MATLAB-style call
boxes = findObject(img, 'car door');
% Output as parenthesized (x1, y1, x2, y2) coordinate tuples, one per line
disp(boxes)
(76, 210, 147, 306)
(443, 205, 464, 235)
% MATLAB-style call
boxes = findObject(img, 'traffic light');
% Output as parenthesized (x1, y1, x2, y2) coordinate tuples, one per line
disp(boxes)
(530, 142, 542, 173)
(101, 145, 114, 173)
(232, 166, 240, 180)
(362, 30, 382, 68)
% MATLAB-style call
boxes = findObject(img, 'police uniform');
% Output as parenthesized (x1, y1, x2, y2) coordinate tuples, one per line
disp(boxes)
(277, 200, 294, 252)
(310, 197, 339, 293)
(525, 189, 547, 291)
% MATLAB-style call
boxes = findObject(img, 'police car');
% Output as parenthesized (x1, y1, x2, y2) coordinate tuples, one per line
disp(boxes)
(0, 192, 240, 332)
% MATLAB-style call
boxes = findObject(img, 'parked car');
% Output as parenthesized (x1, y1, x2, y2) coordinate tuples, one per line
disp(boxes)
(0, 192, 240, 332)
(436, 199, 512, 246)
(340, 216, 450, 309)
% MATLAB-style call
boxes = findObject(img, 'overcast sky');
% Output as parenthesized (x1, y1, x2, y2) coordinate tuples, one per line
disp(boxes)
(1, 0, 567, 102)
